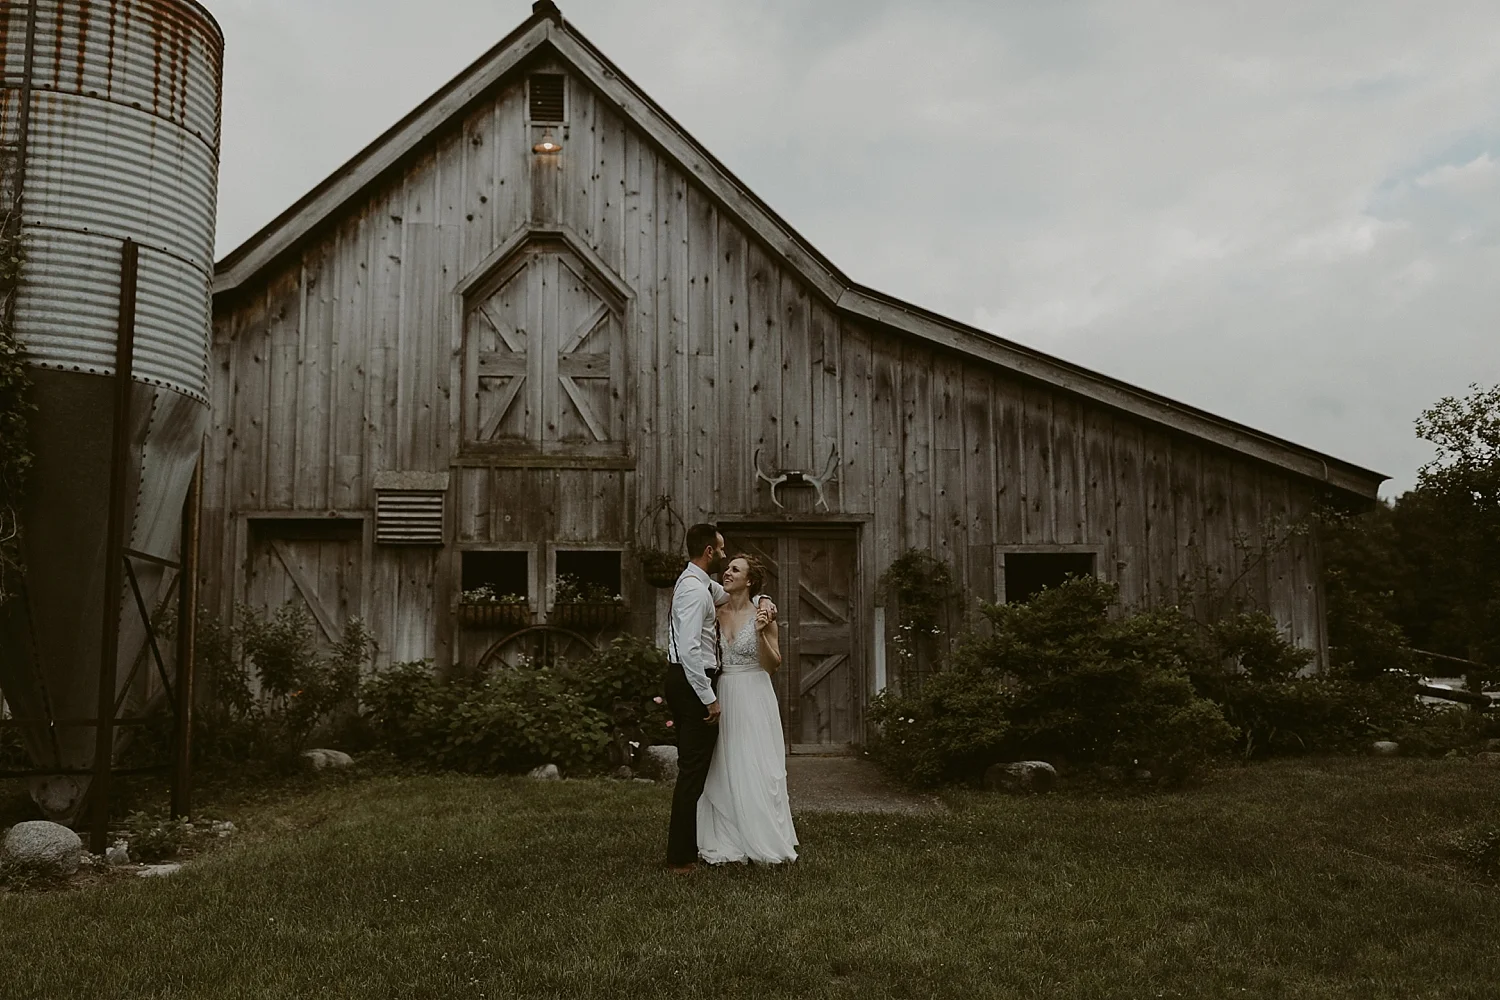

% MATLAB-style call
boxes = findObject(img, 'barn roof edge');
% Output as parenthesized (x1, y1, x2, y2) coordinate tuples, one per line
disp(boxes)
(210, 12, 1388, 502)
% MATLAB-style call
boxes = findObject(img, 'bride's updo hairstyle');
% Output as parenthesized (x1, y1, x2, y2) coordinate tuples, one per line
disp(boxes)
(734, 554, 767, 597)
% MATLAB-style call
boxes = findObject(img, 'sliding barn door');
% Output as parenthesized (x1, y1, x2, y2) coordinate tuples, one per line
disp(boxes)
(722, 529, 860, 750)
(244, 519, 365, 645)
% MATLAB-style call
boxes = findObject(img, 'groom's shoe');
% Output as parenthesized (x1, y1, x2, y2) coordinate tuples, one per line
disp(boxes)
(665, 861, 699, 875)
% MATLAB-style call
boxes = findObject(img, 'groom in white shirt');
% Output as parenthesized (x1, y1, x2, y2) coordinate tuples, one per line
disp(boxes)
(663, 522, 773, 872)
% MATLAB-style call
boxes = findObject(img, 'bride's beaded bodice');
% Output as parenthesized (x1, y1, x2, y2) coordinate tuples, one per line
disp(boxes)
(719, 608, 763, 673)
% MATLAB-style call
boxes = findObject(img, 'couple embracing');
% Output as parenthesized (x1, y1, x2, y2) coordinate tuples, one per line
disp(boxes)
(663, 523, 799, 872)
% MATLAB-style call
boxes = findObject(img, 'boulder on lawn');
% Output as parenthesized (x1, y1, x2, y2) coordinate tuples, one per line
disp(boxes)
(984, 761, 1057, 795)
(640, 745, 679, 784)
(1, 820, 83, 876)
(528, 764, 562, 781)
(1372, 741, 1400, 756)
(301, 749, 354, 770)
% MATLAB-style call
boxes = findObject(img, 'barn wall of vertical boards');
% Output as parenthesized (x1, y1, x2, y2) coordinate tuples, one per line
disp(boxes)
(205, 60, 1333, 742)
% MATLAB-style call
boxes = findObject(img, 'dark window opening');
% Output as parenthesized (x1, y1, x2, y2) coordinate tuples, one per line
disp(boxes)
(1004, 552, 1096, 605)
(529, 73, 566, 122)
(249, 518, 362, 543)
(555, 550, 622, 601)
(461, 550, 529, 602)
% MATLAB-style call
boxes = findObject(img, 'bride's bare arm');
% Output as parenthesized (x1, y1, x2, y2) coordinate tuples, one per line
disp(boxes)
(755, 596, 782, 674)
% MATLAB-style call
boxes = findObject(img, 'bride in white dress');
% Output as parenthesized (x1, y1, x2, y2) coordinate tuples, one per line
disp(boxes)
(697, 555, 799, 865)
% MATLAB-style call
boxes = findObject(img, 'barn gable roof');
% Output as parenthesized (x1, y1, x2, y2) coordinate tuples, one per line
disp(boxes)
(213, 1, 1387, 501)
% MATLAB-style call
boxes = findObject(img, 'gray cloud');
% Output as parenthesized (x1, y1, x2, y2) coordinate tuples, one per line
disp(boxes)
(211, 0, 1500, 495)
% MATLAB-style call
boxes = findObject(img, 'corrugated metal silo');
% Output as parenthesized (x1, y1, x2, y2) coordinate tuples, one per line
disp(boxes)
(0, 0, 222, 821)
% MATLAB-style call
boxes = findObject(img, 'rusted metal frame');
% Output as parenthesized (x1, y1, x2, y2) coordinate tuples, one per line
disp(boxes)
(123, 555, 175, 705)
(171, 458, 201, 818)
(8, 0, 39, 226)
(0, 717, 156, 727)
(124, 547, 181, 570)
(0, 764, 169, 778)
(1407, 647, 1489, 670)
(89, 240, 140, 854)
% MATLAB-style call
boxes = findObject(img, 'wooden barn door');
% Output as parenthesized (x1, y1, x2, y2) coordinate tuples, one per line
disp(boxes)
(722, 528, 860, 752)
(243, 519, 365, 645)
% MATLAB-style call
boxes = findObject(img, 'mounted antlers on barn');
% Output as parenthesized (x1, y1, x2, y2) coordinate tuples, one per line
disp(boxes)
(753, 444, 840, 510)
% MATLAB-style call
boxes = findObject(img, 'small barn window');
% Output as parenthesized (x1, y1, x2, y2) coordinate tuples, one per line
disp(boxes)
(528, 73, 566, 123)
(555, 549, 622, 601)
(1003, 552, 1096, 605)
(461, 550, 529, 602)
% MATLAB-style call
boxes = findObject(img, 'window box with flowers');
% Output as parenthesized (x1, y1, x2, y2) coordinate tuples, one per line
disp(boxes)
(455, 586, 533, 630)
(548, 573, 627, 631)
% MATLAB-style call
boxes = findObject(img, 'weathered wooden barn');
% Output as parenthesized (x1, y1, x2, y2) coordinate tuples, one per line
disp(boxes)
(204, 1, 1385, 750)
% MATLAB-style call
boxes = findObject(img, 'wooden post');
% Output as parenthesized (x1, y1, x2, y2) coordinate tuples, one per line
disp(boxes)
(171, 455, 202, 819)
(91, 239, 139, 854)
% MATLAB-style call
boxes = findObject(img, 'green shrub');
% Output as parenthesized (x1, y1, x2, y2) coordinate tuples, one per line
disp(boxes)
(428, 668, 612, 774)
(193, 603, 375, 764)
(1188, 612, 1420, 757)
(966, 577, 1237, 784)
(120, 811, 195, 863)
(556, 634, 676, 761)
(867, 669, 1013, 787)
(1392, 704, 1500, 757)
(359, 661, 615, 775)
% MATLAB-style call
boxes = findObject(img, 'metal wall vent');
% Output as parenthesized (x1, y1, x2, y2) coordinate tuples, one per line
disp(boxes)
(529, 74, 566, 123)
(375, 490, 445, 546)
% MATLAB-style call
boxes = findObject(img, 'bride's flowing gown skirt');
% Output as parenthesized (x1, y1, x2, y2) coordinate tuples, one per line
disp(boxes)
(697, 647, 800, 864)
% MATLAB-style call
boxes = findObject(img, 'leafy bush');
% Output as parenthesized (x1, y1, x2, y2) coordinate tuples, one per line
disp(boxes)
(357, 638, 676, 775)
(1391, 704, 1500, 757)
(427, 668, 611, 774)
(1189, 611, 1421, 757)
(967, 577, 1238, 784)
(556, 635, 675, 759)
(867, 669, 1012, 787)
(120, 811, 195, 863)
(194, 603, 375, 764)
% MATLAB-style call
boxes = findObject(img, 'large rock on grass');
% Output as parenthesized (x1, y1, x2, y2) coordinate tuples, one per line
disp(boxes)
(984, 761, 1058, 795)
(641, 745, 679, 784)
(528, 764, 561, 781)
(1371, 741, 1400, 756)
(1, 820, 83, 875)
(302, 749, 354, 770)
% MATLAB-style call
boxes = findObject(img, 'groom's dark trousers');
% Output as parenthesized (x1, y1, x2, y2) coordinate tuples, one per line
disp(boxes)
(664, 662, 718, 866)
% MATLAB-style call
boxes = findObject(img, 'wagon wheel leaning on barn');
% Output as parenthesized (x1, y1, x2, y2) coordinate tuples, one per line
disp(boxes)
(477, 625, 596, 671)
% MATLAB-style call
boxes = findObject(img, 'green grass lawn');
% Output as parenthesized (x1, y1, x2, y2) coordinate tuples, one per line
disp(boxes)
(5, 758, 1500, 999)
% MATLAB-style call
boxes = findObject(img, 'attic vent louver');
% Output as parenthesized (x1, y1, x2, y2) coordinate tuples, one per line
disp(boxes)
(375, 490, 445, 545)
(372, 472, 450, 546)
(529, 74, 566, 123)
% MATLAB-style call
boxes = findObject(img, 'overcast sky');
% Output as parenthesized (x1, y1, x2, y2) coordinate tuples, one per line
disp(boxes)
(209, 1, 1500, 497)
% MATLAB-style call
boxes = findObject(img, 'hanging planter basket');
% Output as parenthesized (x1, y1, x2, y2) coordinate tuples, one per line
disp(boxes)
(636, 495, 686, 589)
(455, 602, 533, 630)
(638, 548, 683, 588)
(549, 601, 628, 632)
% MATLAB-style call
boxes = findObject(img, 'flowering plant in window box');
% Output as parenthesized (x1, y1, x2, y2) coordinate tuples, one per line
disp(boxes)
(549, 573, 627, 631)
(456, 585, 532, 629)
